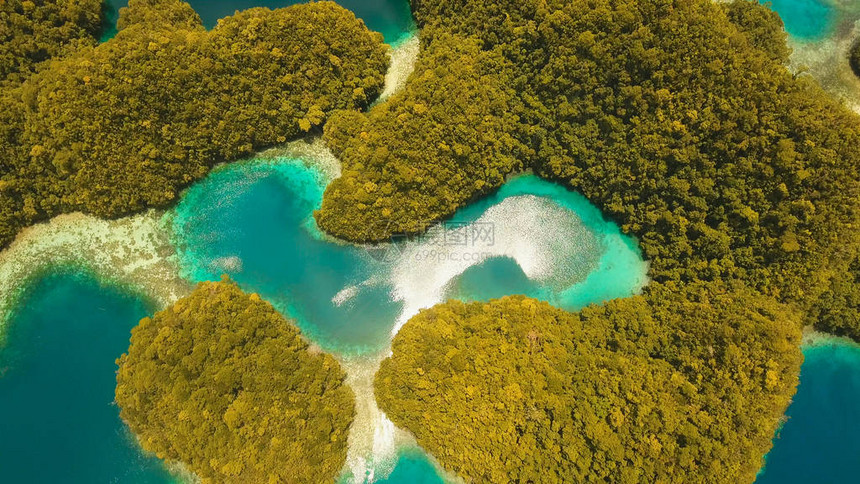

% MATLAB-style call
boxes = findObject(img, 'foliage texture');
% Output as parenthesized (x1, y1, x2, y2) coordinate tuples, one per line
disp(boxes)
(116, 279, 354, 484)
(316, 0, 859, 317)
(376, 287, 802, 483)
(361, 0, 859, 481)
(0, 0, 388, 248)
(0, 0, 103, 83)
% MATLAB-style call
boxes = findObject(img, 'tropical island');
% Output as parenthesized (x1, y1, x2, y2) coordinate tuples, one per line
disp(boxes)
(360, 0, 859, 480)
(116, 278, 355, 483)
(0, 0, 858, 483)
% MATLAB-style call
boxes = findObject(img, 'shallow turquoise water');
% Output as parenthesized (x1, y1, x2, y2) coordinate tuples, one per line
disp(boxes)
(170, 159, 648, 355)
(443, 175, 649, 311)
(449, 256, 545, 302)
(0, 270, 176, 483)
(102, 0, 413, 42)
(169, 156, 649, 481)
(376, 450, 444, 484)
(760, 0, 836, 40)
(4, 145, 860, 482)
(757, 341, 860, 483)
(170, 159, 406, 355)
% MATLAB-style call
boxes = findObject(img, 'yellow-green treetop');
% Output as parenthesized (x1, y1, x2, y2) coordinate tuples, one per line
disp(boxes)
(116, 279, 354, 484)
(315, 0, 860, 336)
(0, 0, 388, 249)
(376, 285, 802, 483)
(0, 0, 103, 83)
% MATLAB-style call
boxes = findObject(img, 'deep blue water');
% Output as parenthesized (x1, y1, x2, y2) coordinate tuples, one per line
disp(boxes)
(0, 270, 176, 483)
(102, 0, 414, 42)
(757, 341, 860, 484)
(5, 270, 860, 483)
(3, 148, 860, 482)
(760, 0, 836, 40)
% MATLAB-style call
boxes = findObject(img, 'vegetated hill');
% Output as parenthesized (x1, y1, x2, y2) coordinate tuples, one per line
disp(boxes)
(0, 0, 388, 249)
(116, 278, 355, 484)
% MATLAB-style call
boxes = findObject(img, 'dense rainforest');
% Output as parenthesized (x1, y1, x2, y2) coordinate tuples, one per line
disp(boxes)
(376, 287, 802, 483)
(358, 0, 860, 481)
(0, 0, 856, 482)
(0, 0, 103, 83)
(115, 279, 355, 484)
(0, 0, 388, 249)
(318, 0, 860, 336)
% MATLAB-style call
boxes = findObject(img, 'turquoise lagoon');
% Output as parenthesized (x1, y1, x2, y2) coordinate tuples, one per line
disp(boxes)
(3, 147, 860, 482)
(166, 153, 650, 481)
(0, 1, 852, 482)
(760, 0, 836, 40)
(102, 0, 414, 42)
(169, 157, 649, 355)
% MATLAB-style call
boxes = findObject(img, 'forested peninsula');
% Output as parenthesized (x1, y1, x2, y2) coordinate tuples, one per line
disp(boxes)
(116, 279, 355, 484)
(318, 0, 860, 336)
(358, 0, 860, 481)
(0, 0, 388, 249)
(377, 287, 802, 482)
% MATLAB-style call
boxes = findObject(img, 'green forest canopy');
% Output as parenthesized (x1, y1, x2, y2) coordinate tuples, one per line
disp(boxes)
(357, 0, 859, 481)
(376, 287, 803, 483)
(0, 0, 388, 249)
(0, 0, 103, 83)
(116, 279, 355, 484)
(316, 0, 860, 338)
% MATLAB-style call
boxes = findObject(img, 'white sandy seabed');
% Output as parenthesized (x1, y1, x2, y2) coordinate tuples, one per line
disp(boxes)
(339, 195, 608, 482)
(0, 210, 191, 335)
(787, 1, 860, 113)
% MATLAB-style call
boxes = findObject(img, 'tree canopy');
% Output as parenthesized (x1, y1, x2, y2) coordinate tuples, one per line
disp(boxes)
(376, 286, 802, 483)
(357, 1, 859, 480)
(0, 0, 388, 249)
(0, 0, 103, 83)
(315, 0, 860, 336)
(116, 279, 354, 484)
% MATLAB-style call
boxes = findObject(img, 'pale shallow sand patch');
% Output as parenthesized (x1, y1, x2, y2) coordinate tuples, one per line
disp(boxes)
(255, 136, 343, 180)
(787, 2, 860, 113)
(340, 354, 410, 483)
(338, 354, 461, 484)
(333, 285, 360, 306)
(377, 31, 420, 103)
(0, 210, 191, 334)
(802, 327, 860, 348)
(161, 461, 200, 484)
(386, 195, 603, 336)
